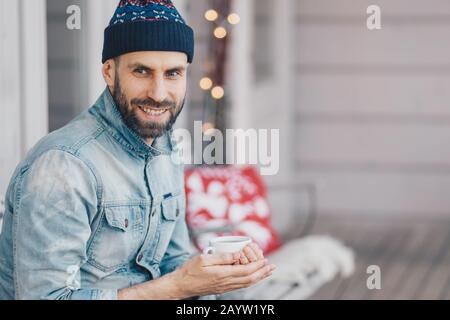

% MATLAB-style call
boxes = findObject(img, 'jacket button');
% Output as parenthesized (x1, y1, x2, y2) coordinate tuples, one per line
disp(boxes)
(151, 209, 156, 217)
(137, 253, 144, 262)
(124, 219, 129, 228)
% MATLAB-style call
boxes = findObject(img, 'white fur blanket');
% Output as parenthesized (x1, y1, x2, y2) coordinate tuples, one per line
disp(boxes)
(269, 235, 355, 284)
(219, 235, 355, 300)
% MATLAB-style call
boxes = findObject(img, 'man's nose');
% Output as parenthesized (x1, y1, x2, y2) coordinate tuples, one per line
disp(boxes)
(147, 76, 168, 103)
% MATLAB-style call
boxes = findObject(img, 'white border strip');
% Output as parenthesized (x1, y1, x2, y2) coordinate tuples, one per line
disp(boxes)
(19, 0, 49, 153)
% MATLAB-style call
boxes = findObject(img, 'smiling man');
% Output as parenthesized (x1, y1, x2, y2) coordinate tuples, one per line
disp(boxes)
(0, 0, 274, 300)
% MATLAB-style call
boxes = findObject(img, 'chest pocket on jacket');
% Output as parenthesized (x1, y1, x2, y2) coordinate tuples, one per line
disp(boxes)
(87, 205, 146, 272)
(153, 197, 182, 262)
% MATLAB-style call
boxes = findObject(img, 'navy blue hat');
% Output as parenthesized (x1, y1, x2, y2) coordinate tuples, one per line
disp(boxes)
(102, 0, 194, 63)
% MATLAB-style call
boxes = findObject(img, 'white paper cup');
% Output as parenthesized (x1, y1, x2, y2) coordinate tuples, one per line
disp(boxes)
(203, 236, 252, 254)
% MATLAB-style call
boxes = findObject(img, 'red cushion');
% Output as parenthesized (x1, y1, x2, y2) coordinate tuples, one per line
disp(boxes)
(184, 166, 281, 255)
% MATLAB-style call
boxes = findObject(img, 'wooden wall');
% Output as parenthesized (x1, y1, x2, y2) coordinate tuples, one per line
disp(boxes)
(292, 0, 450, 219)
(235, 0, 450, 236)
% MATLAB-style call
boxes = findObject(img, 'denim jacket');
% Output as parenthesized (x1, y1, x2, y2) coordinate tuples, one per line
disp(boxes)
(0, 88, 193, 300)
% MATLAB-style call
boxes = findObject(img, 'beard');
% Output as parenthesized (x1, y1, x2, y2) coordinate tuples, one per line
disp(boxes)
(112, 75, 185, 140)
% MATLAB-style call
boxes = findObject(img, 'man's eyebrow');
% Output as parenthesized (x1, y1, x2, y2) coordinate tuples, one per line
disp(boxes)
(166, 66, 187, 73)
(128, 62, 153, 70)
(127, 63, 186, 73)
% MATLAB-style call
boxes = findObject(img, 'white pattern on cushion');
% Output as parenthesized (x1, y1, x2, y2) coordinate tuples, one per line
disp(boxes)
(228, 203, 253, 223)
(236, 221, 273, 249)
(253, 197, 270, 218)
(187, 174, 228, 220)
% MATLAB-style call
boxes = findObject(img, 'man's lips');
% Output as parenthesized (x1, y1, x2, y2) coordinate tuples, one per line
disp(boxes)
(137, 105, 171, 118)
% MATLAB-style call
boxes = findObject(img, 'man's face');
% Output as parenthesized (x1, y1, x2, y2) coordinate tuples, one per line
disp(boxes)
(109, 51, 188, 142)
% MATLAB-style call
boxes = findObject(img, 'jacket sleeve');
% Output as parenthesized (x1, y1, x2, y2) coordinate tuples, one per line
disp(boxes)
(12, 149, 116, 300)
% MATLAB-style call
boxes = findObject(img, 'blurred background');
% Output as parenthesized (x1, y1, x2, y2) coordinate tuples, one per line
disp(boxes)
(1, 0, 450, 299)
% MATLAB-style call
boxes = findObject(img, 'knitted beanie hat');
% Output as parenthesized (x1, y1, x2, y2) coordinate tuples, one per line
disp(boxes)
(102, 0, 194, 64)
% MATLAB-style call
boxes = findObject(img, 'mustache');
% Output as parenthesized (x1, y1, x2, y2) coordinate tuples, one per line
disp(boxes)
(131, 97, 177, 110)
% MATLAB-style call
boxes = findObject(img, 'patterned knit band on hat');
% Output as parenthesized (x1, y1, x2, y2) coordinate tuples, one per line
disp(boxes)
(102, 0, 194, 64)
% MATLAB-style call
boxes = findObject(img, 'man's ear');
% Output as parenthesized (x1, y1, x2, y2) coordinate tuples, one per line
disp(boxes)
(102, 59, 116, 89)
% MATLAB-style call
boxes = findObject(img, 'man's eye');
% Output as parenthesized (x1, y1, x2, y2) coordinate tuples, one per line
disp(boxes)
(166, 71, 181, 78)
(134, 68, 147, 75)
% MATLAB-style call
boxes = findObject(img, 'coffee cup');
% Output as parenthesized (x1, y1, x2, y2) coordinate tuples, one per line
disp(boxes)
(203, 236, 252, 254)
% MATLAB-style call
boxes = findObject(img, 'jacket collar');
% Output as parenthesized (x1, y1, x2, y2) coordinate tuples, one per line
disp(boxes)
(91, 88, 174, 159)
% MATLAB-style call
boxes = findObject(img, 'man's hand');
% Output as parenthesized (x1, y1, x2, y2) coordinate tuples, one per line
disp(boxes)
(236, 243, 265, 265)
(117, 247, 274, 300)
(171, 252, 276, 298)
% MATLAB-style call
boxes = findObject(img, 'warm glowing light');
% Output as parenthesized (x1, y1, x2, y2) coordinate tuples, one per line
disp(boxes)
(202, 122, 215, 134)
(214, 26, 227, 39)
(211, 86, 225, 99)
(227, 13, 240, 25)
(205, 9, 218, 21)
(199, 77, 213, 90)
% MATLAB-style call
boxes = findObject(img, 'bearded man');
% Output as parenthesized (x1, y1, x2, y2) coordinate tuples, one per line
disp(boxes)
(0, 0, 274, 300)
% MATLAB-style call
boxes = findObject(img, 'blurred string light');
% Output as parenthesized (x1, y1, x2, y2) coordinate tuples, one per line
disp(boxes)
(204, 9, 241, 26)
(204, 9, 218, 21)
(202, 122, 216, 134)
(227, 13, 240, 25)
(199, 77, 213, 90)
(201, 6, 236, 101)
(211, 86, 225, 100)
(214, 26, 227, 39)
